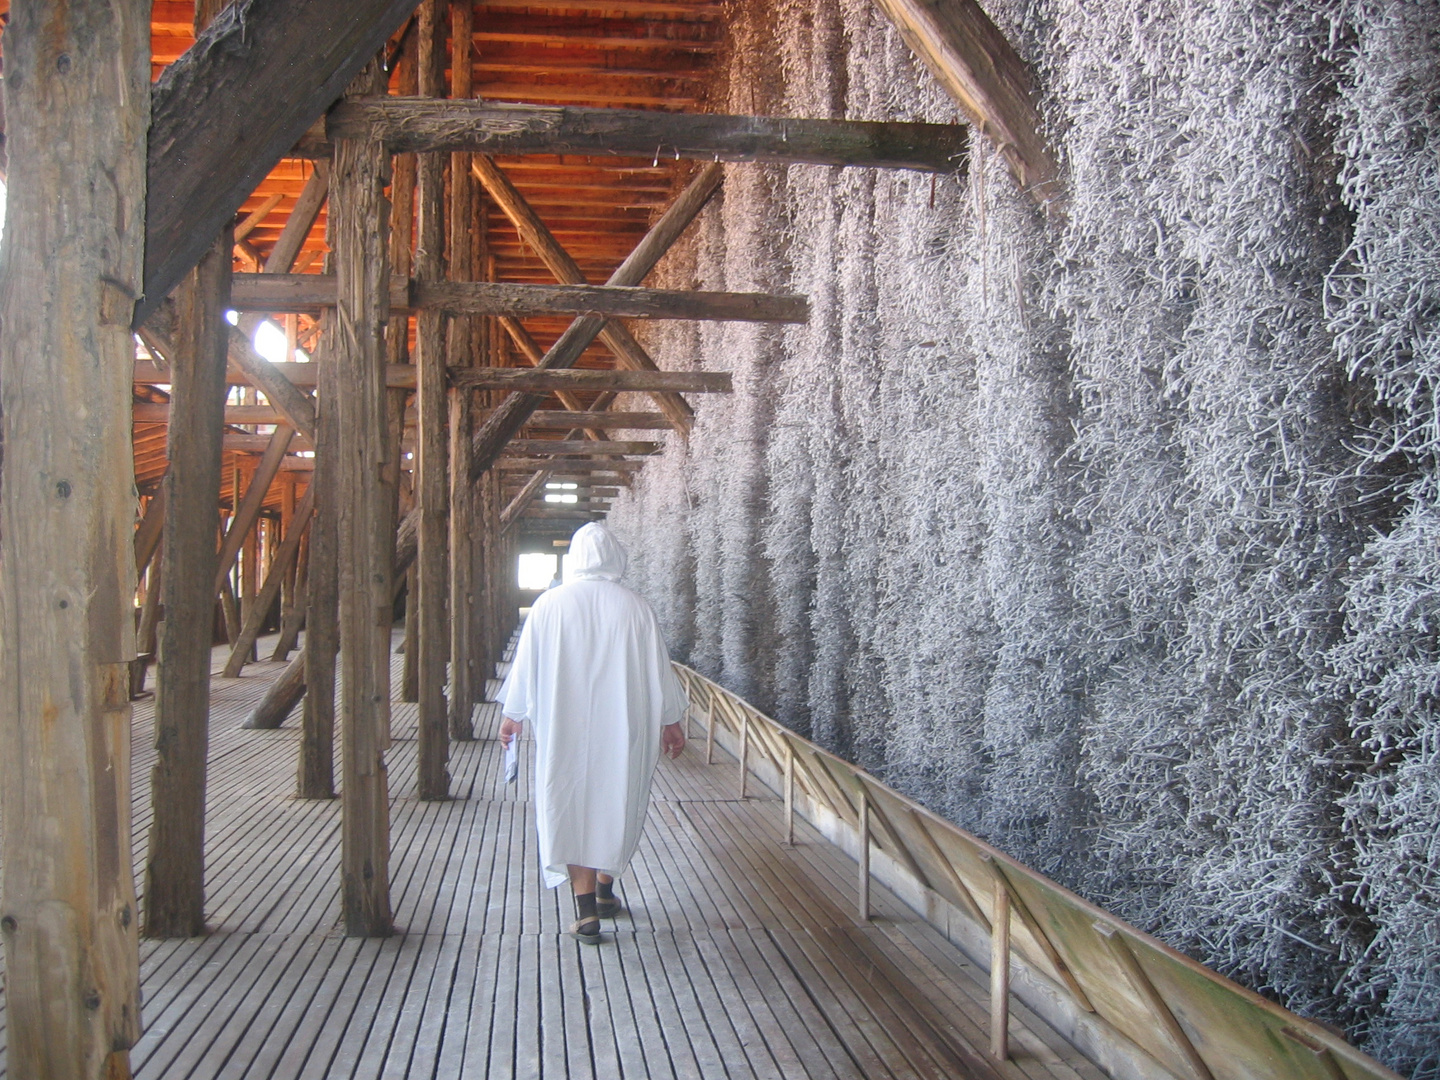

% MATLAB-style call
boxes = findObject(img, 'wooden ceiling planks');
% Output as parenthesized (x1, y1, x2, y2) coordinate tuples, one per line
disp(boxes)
(121, 0, 728, 517)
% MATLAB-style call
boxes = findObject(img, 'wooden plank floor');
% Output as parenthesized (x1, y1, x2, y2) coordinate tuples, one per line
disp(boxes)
(0, 632, 1106, 1080)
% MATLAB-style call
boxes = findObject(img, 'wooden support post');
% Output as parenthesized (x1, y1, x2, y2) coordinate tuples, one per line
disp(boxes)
(271, 527, 308, 662)
(415, 0, 452, 798)
(401, 567, 420, 702)
(784, 744, 796, 846)
(1095, 922, 1216, 1080)
(333, 74, 396, 934)
(987, 853, 1095, 1011)
(0, 5, 147, 1066)
(858, 790, 871, 923)
(148, 235, 233, 938)
(299, 321, 340, 796)
(705, 693, 717, 765)
(449, 399, 477, 735)
(131, 548, 165, 697)
(738, 711, 750, 798)
(991, 868, 1011, 1060)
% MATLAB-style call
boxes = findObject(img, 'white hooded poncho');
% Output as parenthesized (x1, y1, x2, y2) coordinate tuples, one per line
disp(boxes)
(499, 523, 687, 888)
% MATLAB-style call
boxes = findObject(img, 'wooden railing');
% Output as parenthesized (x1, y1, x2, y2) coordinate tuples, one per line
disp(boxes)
(672, 664, 1403, 1080)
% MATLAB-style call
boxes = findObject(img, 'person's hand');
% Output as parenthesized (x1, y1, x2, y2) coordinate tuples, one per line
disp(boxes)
(661, 722, 685, 760)
(499, 717, 523, 749)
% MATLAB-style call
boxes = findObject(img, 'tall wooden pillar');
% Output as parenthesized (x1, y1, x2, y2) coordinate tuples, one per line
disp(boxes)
(447, 0, 480, 736)
(412, 0, 452, 796)
(333, 68, 396, 936)
(0, 1, 148, 1072)
(147, 235, 232, 938)
(300, 314, 340, 799)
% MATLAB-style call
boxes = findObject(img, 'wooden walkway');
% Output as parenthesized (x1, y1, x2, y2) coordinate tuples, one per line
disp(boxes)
(0, 635, 1106, 1080)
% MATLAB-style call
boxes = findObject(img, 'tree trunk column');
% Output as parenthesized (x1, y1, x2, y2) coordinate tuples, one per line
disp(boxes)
(0, 2, 148, 1073)
(415, 0, 452, 797)
(147, 235, 232, 938)
(333, 98, 395, 936)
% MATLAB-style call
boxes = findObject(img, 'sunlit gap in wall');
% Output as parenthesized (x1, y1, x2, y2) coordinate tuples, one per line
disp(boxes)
(0, 180, 7, 248)
(224, 311, 310, 366)
(517, 552, 559, 590)
(544, 481, 578, 504)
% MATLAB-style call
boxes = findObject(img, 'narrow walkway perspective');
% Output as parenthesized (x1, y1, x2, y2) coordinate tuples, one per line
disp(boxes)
(0, 635, 1104, 1080)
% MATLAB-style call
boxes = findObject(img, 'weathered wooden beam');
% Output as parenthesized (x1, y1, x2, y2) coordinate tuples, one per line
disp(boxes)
(136, 358, 417, 390)
(332, 106, 395, 937)
(506, 439, 660, 456)
(414, 22, 452, 798)
(328, 99, 968, 172)
(222, 433, 316, 455)
(497, 457, 648, 471)
(452, 367, 730, 394)
(266, 161, 330, 276)
(300, 319, 340, 797)
(228, 273, 808, 324)
(138, 0, 424, 326)
(148, 239, 235, 940)
(474, 156, 692, 429)
(0, 3, 146, 1066)
(225, 482, 316, 680)
(225, 329, 320, 443)
(213, 426, 297, 596)
(469, 163, 724, 479)
(511, 409, 672, 430)
(419, 280, 806, 322)
(234, 191, 284, 243)
(869, 0, 1058, 204)
(134, 484, 169, 574)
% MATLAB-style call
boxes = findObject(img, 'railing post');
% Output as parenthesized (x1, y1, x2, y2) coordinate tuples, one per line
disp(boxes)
(857, 789, 871, 922)
(784, 744, 795, 846)
(990, 869, 1011, 1060)
(705, 692, 717, 765)
(738, 710, 749, 798)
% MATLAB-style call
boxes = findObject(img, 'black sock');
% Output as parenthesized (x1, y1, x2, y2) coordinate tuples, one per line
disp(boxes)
(596, 880, 614, 901)
(575, 892, 597, 923)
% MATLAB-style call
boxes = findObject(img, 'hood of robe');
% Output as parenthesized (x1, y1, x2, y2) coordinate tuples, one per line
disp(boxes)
(567, 522, 628, 582)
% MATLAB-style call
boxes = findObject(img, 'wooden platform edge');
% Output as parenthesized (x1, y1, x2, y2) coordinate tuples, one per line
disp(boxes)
(673, 665, 1404, 1080)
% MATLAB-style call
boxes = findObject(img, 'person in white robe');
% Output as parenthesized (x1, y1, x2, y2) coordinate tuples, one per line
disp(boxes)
(497, 522, 687, 943)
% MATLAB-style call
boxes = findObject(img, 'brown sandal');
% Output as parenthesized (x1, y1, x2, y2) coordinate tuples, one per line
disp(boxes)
(570, 917, 602, 945)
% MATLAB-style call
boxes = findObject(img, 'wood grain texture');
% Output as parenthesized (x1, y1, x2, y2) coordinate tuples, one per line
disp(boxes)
(328, 98, 968, 172)
(0, 0, 148, 1070)
(332, 118, 396, 937)
(138, 0, 423, 325)
(869, 0, 1058, 204)
(415, 73, 452, 800)
(147, 238, 232, 941)
(453, 367, 731, 393)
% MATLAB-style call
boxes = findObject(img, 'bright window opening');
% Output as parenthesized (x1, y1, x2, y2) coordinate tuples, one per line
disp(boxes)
(517, 552, 559, 591)
(544, 493, 578, 504)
